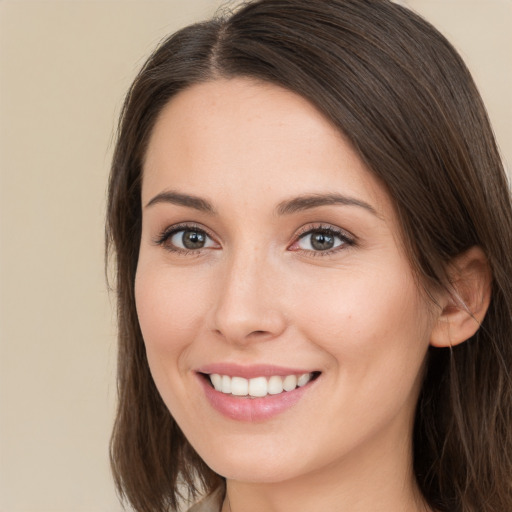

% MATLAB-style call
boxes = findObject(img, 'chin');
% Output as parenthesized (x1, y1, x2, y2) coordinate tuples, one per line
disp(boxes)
(199, 442, 305, 484)
(212, 462, 296, 484)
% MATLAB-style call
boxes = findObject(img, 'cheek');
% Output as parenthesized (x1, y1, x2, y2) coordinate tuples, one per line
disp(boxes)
(291, 269, 432, 449)
(291, 263, 432, 375)
(134, 263, 208, 361)
(134, 263, 211, 422)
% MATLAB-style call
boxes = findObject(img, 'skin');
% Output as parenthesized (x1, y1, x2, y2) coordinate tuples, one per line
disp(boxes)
(136, 78, 440, 512)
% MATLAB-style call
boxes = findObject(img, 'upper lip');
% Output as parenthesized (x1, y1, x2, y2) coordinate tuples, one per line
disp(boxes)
(196, 363, 318, 379)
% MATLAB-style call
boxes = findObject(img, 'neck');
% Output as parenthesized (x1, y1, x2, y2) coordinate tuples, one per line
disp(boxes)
(221, 426, 431, 512)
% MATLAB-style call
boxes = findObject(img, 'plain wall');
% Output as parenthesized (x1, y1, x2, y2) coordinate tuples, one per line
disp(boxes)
(0, 1, 510, 511)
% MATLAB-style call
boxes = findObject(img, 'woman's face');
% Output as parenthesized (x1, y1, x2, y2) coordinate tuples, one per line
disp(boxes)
(136, 78, 438, 484)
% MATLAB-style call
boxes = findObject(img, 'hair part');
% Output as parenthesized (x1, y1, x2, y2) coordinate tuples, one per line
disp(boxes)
(106, 1, 512, 510)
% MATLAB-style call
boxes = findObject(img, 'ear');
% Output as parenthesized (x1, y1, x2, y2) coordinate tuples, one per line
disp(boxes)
(430, 246, 492, 348)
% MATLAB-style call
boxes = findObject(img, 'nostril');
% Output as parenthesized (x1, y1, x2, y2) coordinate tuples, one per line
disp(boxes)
(211, 306, 288, 344)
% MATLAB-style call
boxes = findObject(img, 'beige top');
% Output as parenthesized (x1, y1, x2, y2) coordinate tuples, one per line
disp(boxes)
(186, 488, 223, 512)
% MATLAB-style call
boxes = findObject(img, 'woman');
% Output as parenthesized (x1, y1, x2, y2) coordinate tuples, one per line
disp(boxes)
(106, 1, 512, 511)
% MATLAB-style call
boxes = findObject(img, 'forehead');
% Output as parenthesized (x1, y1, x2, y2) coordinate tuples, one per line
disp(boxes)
(142, 78, 390, 217)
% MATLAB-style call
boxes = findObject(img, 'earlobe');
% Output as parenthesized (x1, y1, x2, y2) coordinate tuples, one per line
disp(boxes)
(430, 246, 492, 348)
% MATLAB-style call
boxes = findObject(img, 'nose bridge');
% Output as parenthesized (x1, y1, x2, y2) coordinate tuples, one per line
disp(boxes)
(211, 243, 286, 343)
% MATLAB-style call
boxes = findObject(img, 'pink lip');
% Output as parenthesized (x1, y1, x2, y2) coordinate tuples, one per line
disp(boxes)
(196, 363, 314, 379)
(196, 369, 319, 422)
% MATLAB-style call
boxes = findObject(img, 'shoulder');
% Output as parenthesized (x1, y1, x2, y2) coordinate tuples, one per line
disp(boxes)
(186, 488, 223, 512)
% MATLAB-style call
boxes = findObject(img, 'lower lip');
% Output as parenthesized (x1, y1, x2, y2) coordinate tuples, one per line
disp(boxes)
(198, 375, 315, 422)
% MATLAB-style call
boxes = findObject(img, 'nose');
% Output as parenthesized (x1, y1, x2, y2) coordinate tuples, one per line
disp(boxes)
(209, 250, 287, 345)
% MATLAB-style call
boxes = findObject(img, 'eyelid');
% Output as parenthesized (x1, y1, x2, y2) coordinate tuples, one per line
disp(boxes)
(153, 221, 355, 256)
(288, 223, 356, 254)
(153, 222, 220, 253)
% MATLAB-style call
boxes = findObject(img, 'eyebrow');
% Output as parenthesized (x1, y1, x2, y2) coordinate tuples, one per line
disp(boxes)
(145, 190, 380, 218)
(145, 191, 216, 214)
(276, 193, 380, 217)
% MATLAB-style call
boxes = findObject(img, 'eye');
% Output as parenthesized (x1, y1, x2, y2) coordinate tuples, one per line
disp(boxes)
(289, 225, 355, 254)
(155, 225, 219, 253)
(170, 229, 214, 250)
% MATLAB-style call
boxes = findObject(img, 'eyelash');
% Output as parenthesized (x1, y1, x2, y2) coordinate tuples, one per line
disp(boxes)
(291, 224, 356, 257)
(153, 223, 218, 256)
(153, 222, 356, 256)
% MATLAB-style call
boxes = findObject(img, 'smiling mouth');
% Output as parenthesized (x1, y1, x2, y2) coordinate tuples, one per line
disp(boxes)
(200, 371, 321, 398)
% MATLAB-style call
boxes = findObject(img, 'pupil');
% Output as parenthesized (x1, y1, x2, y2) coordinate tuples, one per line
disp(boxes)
(311, 232, 334, 250)
(183, 230, 206, 249)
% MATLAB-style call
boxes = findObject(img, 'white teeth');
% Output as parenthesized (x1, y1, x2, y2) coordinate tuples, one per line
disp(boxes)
(249, 377, 268, 397)
(208, 372, 315, 397)
(221, 375, 231, 394)
(268, 375, 284, 395)
(297, 373, 311, 387)
(283, 375, 297, 391)
(210, 373, 222, 391)
(231, 376, 248, 396)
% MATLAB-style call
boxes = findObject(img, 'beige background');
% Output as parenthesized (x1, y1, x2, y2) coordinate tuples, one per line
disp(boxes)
(0, 1, 510, 511)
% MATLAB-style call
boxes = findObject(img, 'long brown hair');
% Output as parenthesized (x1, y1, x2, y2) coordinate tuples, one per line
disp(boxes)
(106, 1, 512, 510)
